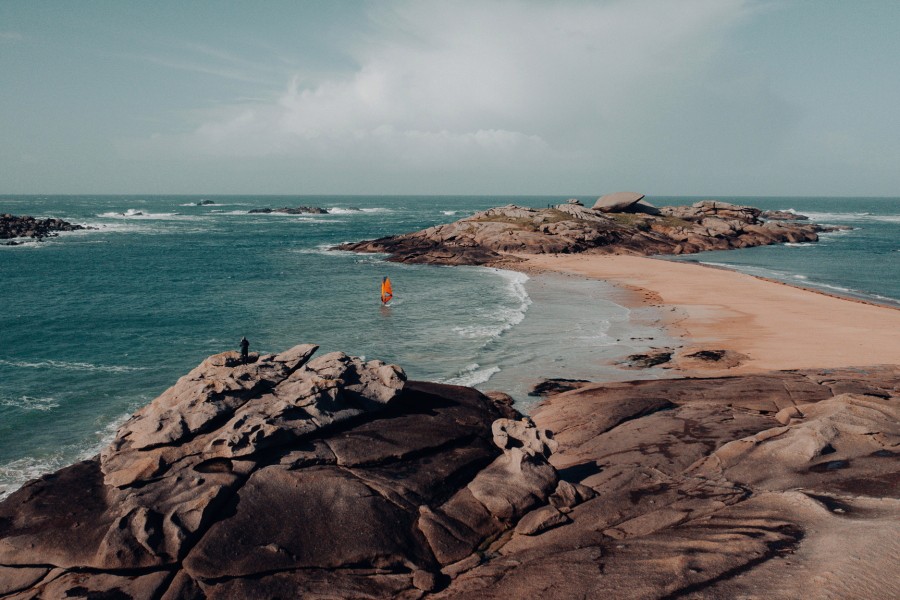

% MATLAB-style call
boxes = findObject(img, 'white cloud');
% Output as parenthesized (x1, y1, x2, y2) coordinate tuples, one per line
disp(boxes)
(137, 0, 766, 188)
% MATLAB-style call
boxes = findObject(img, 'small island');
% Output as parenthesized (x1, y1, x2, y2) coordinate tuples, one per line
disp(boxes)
(1, 213, 90, 244)
(337, 193, 843, 265)
(248, 206, 329, 215)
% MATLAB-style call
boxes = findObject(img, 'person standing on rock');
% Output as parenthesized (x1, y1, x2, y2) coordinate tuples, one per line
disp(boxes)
(240, 337, 249, 364)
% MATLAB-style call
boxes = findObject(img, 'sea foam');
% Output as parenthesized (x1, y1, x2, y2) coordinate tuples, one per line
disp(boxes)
(441, 363, 501, 387)
(0, 410, 132, 501)
(0, 358, 147, 373)
(453, 269, 531, 341)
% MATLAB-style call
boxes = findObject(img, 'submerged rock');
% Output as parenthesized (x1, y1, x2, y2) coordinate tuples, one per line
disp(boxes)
(248, 206, 328, 214)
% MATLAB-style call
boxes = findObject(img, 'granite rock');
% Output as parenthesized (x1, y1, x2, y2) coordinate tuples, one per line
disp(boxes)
(336, 199, 838, 265)
(0, 346, 561, 598)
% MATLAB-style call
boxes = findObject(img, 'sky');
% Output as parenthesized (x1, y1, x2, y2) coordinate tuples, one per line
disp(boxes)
(1, 0, 899, 196)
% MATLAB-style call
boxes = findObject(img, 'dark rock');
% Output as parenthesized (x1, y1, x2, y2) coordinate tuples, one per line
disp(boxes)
(529, 378, 592, 397)
(623, 349, 673, 368)
(686, 349, 727, 361)
(0, 214, 90, 240)
(762, 209, 809, 221)
(248, 206, 328, 214)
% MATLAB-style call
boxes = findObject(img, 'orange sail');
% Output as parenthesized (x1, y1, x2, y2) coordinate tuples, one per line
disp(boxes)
(381, 276, 393, 304)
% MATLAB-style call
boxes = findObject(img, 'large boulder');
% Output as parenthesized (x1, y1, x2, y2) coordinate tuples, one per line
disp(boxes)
(591, 192, 645, 212)
(0, 345, 559, 598)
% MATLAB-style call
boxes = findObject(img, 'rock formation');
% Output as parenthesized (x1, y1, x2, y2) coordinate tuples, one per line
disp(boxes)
(434, 365, 900, 599)
(336, 198, 841, 266)
(591, 191, 645, 212)
(1, 214, 88, 242)
(248, 206, 328, 214)
(1, 350, 897, 598)
(0, 345, 564, 599)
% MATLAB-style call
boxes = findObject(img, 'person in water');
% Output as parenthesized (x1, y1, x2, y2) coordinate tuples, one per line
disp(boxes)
(239, 337, 249, 364)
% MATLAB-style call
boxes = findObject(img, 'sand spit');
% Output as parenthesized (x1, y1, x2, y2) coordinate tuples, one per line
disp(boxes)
(518, 253, 900, 375)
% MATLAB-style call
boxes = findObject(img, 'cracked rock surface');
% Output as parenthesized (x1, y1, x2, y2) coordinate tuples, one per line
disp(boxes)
(2, 352, 898, 599)
(432, 365, 900, 599)
(0, 345, 559, 599)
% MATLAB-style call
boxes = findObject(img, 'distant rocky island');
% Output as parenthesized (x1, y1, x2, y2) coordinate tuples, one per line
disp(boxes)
(248, 206, 329, 214)
(337, 192, 841, 265)
(1, 343, 896, 598)
(1, 214, 90, 244)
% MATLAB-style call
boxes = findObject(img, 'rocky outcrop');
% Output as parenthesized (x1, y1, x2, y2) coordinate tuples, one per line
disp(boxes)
(762, 209, 809, 221)
(2, 350, 897, 598)
(434, 365, 900, 599)
(0, 344, 561, 599)
(248, 206, 328, 214)
(336, 199, 840, 265)
(1, 214, 88, 242)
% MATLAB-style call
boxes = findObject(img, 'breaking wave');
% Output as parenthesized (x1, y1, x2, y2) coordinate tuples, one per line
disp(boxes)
(804, 211, 900, 224)
(441, 363, 501, 387)
(0, 359, 147, 373)
(97, 210, 200, 220)
(453, 269, 531, 340)
(0, 411, 132, 501)
(0, 395, 60, 412)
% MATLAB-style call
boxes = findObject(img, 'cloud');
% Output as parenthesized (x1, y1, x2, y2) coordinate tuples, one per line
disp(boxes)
(135, 0, 774, 189)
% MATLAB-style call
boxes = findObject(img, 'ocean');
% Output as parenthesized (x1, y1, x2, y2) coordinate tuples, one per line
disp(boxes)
(1, 194, 897, 498)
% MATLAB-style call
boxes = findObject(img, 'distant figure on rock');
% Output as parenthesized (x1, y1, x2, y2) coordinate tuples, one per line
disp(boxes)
(240, 337, 249, 363)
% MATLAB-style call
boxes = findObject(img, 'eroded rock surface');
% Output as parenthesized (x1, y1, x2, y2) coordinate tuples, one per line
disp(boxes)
(0, 345, 555, 598)
(336, 199, 840, 265)
(433, 365, 900, 599)
(3, 355, 897, 599)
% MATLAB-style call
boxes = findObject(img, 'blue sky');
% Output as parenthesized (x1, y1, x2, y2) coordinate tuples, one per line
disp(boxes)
(1, 0, 898, 196)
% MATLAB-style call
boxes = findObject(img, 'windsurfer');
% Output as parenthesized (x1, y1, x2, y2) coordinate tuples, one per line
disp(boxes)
(381, 276, 393, 305)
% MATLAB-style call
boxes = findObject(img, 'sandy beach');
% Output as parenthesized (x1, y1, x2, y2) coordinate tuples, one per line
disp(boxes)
(516, 253, 900, 375)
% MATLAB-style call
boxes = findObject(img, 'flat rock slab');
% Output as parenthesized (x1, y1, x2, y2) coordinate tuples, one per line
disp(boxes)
(431, 365, 900, 599)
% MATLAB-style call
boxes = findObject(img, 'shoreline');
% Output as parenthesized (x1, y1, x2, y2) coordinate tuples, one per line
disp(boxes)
(506, 252, 900, 376)
(471, 269, 677, 410)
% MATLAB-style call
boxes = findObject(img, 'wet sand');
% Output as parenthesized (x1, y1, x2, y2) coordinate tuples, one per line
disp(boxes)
(515, 253, 900, 375)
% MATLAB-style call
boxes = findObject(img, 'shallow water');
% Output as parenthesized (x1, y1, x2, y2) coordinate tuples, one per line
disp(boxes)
(0, 194, 664, 498)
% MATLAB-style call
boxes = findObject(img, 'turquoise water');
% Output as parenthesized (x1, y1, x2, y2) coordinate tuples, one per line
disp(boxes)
(1, 195, 897, 498)
(0, 194, 668, 498)
(649, 196, 900, 306)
